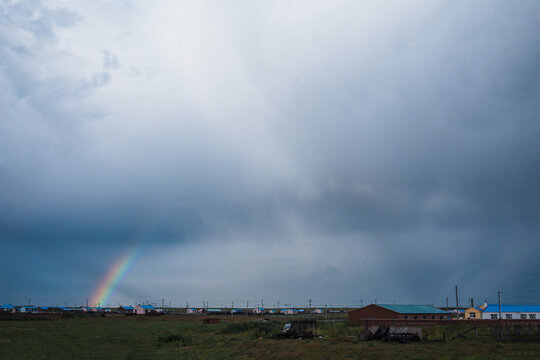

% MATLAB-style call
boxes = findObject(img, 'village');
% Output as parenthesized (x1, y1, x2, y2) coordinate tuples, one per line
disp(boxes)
(3, 301, 540, 322)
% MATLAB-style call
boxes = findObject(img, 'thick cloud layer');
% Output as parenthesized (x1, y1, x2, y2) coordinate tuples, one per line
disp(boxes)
(1, 0, 540, 307)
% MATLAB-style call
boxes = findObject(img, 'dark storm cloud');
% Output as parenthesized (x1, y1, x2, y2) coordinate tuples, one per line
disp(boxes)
(1, 0, 540, 305)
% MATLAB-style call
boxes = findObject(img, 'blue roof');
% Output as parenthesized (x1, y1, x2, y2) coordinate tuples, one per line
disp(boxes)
(122, 306, 134, 310)
(139, 305, 155, 309)
(0, 304, 14, 308)
(377, 304, 449, 314)
(484, 305, 540, 313)
(207, 308, 222, 312)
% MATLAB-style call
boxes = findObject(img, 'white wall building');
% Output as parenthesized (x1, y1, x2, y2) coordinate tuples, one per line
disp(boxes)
(481, 305, 540, 320)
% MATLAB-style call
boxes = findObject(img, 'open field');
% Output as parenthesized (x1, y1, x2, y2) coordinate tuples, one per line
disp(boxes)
(2, 315, 540, 359)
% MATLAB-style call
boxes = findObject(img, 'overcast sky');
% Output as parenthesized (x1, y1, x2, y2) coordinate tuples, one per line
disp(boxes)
(1, 0, 540, 308)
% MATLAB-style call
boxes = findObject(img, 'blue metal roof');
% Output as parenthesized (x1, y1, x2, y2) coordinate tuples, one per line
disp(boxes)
(484, 305, 540, 313)
(378, 304, 449, 314)
(139, 305, 155, 309)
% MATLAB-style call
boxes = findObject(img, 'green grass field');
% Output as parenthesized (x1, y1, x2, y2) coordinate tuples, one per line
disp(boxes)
(2, 315, 540, 359)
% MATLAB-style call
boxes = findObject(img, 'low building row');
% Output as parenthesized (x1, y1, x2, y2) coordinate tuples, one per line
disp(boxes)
(465, 303, 540, 320)
(348, 304, 452, 323)
(186, 307, 333, 315)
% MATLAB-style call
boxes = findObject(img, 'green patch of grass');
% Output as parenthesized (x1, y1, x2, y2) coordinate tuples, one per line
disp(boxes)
(157, 332, 192, 346)
(2, 316, 540, 359)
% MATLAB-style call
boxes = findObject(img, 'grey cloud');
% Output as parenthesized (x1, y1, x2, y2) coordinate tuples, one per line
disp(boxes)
(1, 0, 540, 305)
(102, 50, 119, 69)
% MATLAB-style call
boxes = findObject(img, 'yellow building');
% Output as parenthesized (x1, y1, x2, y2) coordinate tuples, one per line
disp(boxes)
(464, 307, 483, 319)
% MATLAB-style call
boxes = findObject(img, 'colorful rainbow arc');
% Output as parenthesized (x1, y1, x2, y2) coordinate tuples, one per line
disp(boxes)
(90, 244, 144, 307)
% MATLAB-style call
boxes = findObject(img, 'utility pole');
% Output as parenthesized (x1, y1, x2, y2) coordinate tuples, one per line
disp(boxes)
(446, 297, 449, 311)
(28, 298, 31, 306)
(162, 299, 164, 309)
(455, 285, 459, 310)
(309, 298, 312, 310)
(498, 291, 503, 320)
(86, 298, 88, 308)
(261, 299, 264, 309)
(277, 300, 280, 309)
(360, 299, 363, 307)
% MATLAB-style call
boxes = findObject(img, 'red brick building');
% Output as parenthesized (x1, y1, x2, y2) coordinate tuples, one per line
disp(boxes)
(349, 304, 451, 323)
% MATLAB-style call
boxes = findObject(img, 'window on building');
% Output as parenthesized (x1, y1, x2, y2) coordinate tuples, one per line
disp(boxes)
(521, 314, 527, 319)
(530, 314, 536, 319)
(491, 314, 498, 319)
(505, 314, 512, 319)
(470, 313, 476, 319)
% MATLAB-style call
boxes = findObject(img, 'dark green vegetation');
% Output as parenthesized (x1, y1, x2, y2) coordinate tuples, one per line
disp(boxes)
(2, 315, 540, 359)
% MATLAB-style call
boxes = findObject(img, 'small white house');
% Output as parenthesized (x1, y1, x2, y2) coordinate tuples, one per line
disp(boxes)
(313, 309, 324, 314)
(482, 305, 540, 320)
(253, 307, 264, 315)
(282, 309, 297, 315)
(135, 304, 156, 315)
(19, 306, 39, 313)
(186, 308, 197, 314)
(0, 304, 14, 312)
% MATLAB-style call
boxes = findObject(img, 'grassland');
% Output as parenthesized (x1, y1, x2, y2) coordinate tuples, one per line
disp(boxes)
(2, 315, 540, 359)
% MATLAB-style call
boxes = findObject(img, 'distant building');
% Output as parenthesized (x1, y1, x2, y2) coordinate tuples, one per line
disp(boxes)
(186, 308, 197, 314)
(19, 306, 38, 313)
(481, 305, 540, 320)
(312, 309, 324, 314)
(117, 306, 134, 314)
(464, 307, 483, 319)
(206, 309, 223, 314)
(38, 307, 61, 313)
(282, 309, 297, 315)
(134, 304, 156, 315)
(0, 304, 15, 312)
(253, 307, 264, 315)
(230, 309, 243, 315)
(348, 304, 451, 323)
(62, 307, 86, 312)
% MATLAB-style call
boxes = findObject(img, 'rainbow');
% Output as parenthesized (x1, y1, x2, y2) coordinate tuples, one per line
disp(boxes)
(90, 244, 145, 307)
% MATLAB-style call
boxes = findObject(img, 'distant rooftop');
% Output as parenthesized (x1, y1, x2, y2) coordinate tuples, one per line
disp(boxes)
(138, 305, 155, 309)
(484, 305, 540, 313)
(378, 304, 449, 314)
